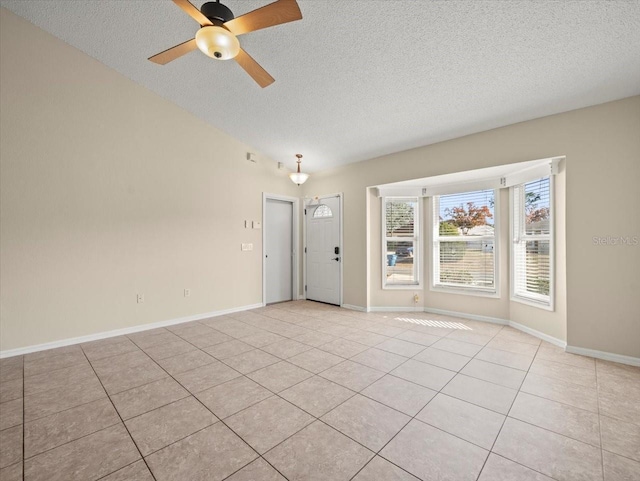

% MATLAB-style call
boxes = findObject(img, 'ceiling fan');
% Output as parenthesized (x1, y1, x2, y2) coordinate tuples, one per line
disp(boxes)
(149, 0, 302, 88)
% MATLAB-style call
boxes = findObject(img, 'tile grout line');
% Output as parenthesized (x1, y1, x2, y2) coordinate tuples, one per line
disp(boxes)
(17, 361, 100, 400)
(348, 323, 505, 481)
(516, 388, 599, 416)
(108, 329, 292, 480)
(23, 387, 128, 425)
(522, 368, 599, 390)
(20, 419, 123, 462)
(206, 340, 424, 478)
(486, 452, 564, 481)
(415, 327, 584, 479)
(78, 344, 159, 481)
(93, 458, 147, 480)
(6, 356, 153, 466)
(483, 338, 627, 479)
(151, 369, 292, 480)
(472, 332, 546, 481)
(600, 448, 640, 464)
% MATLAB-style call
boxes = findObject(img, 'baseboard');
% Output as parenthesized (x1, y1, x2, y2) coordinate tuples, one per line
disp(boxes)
(509, 320, 566, 348)
(423, 307, 509, 326)
(341, 304, 366, 312)
(566, 345, 640, 367)
(369, 306, 424, 313)
(0, 303, 263, 359)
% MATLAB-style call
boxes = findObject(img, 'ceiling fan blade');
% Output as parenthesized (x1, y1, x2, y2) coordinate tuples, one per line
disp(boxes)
(224, 0, 302, 36)
(235, 48, 275, 88)
(172, 0, 212, 26)
(149, 38, 198, 65)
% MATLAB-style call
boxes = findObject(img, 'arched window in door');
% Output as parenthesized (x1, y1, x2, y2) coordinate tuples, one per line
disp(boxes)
(313, 204, 333, 218)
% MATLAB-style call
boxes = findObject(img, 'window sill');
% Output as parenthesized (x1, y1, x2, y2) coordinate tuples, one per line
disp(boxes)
(383, 283, 422, 290)
(511, 295, 554, 311)
(430, 285, 499, 299)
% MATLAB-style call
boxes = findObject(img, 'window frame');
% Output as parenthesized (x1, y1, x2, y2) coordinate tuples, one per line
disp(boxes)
(430, 190, 500, 297)
(381, 196, 421, 289)
(510, 176, 555, 311)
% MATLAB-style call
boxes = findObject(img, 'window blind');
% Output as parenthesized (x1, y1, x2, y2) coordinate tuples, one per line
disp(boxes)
(384, 198, 419, 286)
(433, 189, 496, 291)
(512, 177, 553, 306)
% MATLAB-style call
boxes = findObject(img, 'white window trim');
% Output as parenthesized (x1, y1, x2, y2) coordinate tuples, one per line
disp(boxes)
(510, 176, 555, 311)
(429, 191, 500, 297)
(382, 197, 422, 289)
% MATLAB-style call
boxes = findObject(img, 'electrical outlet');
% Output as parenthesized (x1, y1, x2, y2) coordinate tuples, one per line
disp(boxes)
(184, 289, 190, 298)
(241, 243, 253, 251)
(137, 294, 144, 304)
(413, 293, 420, 304)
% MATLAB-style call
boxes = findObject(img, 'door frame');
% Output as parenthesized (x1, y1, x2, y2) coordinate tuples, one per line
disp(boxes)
(262, 193, 300, 306)
(303, 192, 344, 306)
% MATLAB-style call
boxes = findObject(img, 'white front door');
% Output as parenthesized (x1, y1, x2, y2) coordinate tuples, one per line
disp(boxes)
(306, 195, 341, 305)
(265, 198, 293, 304)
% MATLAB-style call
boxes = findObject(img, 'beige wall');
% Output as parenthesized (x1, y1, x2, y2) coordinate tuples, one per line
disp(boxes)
(305, 98, 639, 357)
(0, 10, 298, 351)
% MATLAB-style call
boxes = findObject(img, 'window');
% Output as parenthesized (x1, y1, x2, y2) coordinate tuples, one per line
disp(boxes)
(313, 204, 333, 218)
(383, 197, 419, 287)
(511, 177, 553, 308)
(433, 189, 497, 293)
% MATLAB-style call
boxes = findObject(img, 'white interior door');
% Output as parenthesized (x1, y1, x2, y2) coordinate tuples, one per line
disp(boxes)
(265, 199, 293, 304)
(306, 195, 341, 305)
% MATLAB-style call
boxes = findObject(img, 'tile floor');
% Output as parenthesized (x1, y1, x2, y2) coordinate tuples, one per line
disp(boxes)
(0, 301, 639, 481)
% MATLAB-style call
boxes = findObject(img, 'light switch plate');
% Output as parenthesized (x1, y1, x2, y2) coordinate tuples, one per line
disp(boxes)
(241, 243, 253, 251)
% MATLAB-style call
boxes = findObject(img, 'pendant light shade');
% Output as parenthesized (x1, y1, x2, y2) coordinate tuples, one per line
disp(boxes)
(289, 154, 309, 185)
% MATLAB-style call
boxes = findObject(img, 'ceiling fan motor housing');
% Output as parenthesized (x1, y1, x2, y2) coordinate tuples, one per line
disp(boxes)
(200, 1, 235, 23)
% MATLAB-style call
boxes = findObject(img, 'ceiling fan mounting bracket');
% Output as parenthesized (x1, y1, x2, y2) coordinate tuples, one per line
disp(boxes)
(200, 1, 234, 24)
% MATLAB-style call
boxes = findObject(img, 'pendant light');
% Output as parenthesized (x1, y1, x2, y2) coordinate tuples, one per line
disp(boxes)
(289, 154, 309, 185)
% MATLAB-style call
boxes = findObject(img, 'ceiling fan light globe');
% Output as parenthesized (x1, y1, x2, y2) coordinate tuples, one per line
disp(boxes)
(289, 172, 309, 185)
(195, 26, 240, 60)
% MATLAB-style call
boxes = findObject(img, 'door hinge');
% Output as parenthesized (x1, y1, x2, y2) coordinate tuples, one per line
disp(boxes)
(305, 285, 307, 292)
(304, 209, 307, 215)
(304, 247, 307, 253)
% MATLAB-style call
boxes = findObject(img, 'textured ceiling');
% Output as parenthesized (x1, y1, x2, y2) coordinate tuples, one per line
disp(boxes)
(2, 0, 640, 172)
